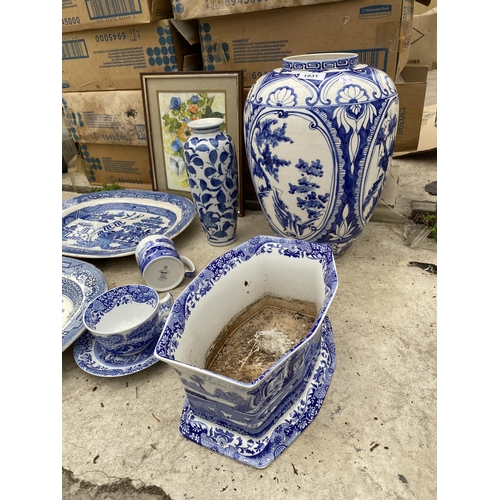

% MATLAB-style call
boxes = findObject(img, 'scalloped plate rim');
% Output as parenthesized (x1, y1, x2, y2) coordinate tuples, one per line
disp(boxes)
(62, 256, 107, 352)
(72, 328, 163, 377)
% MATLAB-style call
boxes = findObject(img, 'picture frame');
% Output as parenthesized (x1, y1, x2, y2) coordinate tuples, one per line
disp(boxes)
(141, 71, 245, 216)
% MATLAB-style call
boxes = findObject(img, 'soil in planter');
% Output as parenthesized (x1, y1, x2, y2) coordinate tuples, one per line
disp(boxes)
(206, 295, 317, 383)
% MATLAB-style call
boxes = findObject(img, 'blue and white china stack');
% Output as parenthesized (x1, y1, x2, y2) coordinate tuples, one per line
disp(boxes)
(73, 282, 172, 377)
(83, 284, 172, 356)
(183, 117, 239, 246)
(62, 256, 107, 352)
(244, 52, 399, 255)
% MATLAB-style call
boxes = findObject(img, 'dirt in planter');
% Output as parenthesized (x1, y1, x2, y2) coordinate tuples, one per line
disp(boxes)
(206, 295, 317, 383)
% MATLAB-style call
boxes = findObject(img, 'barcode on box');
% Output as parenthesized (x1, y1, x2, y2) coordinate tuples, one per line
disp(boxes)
(62, 40, 89, 60)
(86, 0, 143, 20)
(355, 48, 389, 72)
(135, 125, 147, 141)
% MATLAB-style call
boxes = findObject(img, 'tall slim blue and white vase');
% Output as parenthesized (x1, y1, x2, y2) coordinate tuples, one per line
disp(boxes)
(183, 118, 238, 246)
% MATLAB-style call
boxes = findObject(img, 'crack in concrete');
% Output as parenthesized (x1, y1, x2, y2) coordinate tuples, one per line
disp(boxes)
(62, 467, 172, 499)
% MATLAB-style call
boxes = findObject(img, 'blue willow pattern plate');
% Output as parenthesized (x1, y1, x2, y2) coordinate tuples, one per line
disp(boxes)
(73, 328, 163, 377)
(62, 190, 196, 258)
(177, 316, 336, 468)
(62, 257, 107, 352)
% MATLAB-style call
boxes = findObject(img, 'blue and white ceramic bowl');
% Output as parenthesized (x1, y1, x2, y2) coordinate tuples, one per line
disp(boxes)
(155, 235, 338, 440)
(84, 284, 172, 356)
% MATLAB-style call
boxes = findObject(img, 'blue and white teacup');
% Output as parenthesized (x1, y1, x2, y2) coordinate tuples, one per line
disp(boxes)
(135, 235, 196, 292)
(83, 284, 172, 355)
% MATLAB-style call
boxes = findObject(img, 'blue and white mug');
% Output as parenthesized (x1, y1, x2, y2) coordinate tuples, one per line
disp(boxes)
(135, 235, 196, 292)
(83, 284, 172, 356)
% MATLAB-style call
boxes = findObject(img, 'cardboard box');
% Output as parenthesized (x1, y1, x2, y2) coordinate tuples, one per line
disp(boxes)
(62, 0, 173, 33)
(415, 104, 436, 152)
(414, 0, 434, 14)
(62, 91, 147, 146)
(170, 0, 345, 21)
(394, 63, 428, 152)
(199, 0, 415, 86)
(171, 0, 429, 20)
(79, 143, 153, 189)
(62, 19, 200, 92)
(408, 7, 437, 70)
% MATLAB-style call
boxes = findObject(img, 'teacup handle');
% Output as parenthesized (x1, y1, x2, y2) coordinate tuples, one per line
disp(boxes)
(158, 292, 173, 321)
(180, 256, 196, 278)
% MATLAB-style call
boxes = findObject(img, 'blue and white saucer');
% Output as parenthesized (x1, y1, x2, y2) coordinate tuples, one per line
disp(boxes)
(73, 327, 163, 377)
(177, 316, 336, 468)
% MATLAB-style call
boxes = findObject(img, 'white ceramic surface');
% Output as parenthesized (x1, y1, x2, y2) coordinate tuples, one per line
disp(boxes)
(84, 284, 172, 355)
(135, 235, 196, 292)
(177, 316, 336, 468)
(244, 52, 399, 255)
(155, 235, 338, 466)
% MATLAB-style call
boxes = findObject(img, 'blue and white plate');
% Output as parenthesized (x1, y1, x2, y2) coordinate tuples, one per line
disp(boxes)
(62, 257, 107, 351)
(73, 328, 163, 377)
(62, 190, 196, 258)
(178, 316, 336, 468)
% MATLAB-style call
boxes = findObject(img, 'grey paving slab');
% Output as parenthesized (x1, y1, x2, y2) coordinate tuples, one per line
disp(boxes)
(62, 70, 438, 500)
(62, 171, 437, 500)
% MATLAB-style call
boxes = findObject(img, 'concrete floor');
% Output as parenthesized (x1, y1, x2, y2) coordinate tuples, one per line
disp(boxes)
(62, 74, 437, 499)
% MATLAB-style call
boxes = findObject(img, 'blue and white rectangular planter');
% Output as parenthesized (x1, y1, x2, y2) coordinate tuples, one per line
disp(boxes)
(155, 235, 339, 467)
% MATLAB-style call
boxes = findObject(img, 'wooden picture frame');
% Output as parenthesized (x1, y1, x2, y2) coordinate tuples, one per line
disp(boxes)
(141, 71, 245, 216)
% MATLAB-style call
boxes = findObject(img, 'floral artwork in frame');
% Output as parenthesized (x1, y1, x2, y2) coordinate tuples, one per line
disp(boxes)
(159, 92, 226, 193)
(141, 72, 244, 216)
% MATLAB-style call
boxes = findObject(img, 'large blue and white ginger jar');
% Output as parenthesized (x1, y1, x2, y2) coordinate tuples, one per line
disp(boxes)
(184, 118, 238, 247)
(244, 53, 399, 255)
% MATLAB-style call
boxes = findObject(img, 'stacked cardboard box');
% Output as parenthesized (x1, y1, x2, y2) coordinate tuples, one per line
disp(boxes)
(190, 0, 428, 147)
(197, 0, 414, 85)
(62, 0, 173, 33)
(408, 6, 437, 70)
(63, 0, 431, 199)
(170, 0, 348, 20)
(62, 0, 201, 189)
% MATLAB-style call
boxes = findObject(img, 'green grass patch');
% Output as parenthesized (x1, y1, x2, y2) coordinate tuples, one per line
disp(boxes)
(89, 183, 123, 192)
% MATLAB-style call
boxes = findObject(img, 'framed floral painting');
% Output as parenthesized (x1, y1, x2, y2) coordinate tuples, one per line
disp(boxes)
(141, 71, 244, 216)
